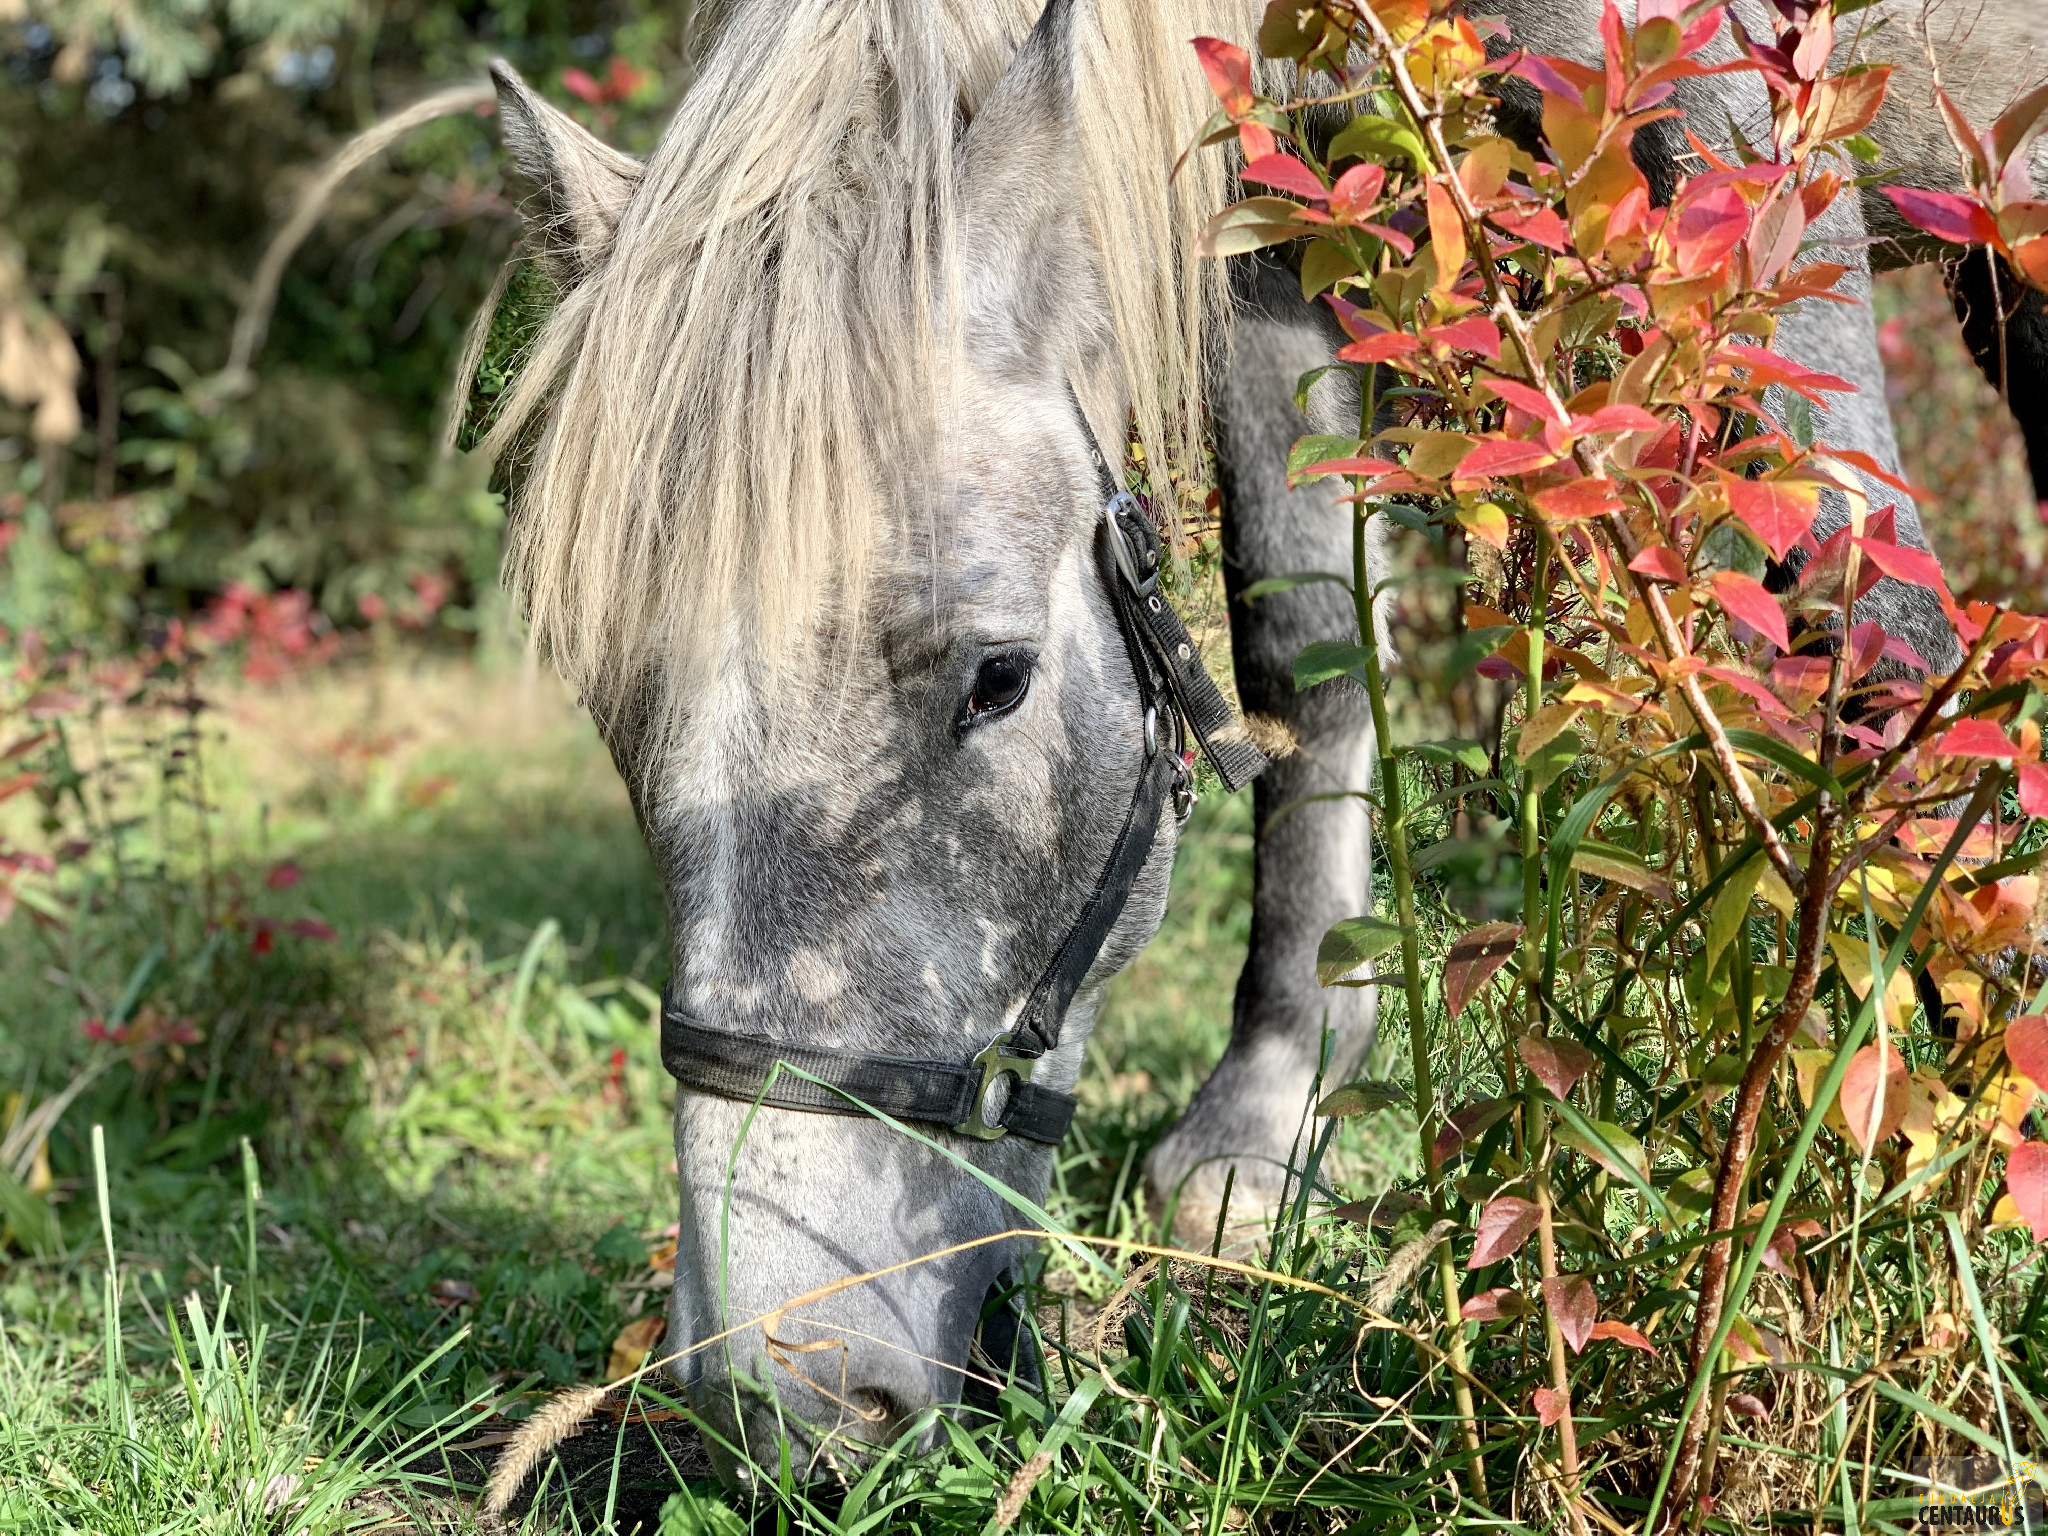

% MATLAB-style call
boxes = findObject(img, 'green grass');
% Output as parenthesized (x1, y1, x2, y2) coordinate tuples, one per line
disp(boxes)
(5, 656, 1419, 1533)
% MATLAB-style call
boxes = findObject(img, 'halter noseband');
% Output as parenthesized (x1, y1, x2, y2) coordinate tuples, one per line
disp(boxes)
(659, 423, 1267, 1145)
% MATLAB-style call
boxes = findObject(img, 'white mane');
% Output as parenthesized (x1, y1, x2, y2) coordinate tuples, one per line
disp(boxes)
(484, 0, 1253, 720)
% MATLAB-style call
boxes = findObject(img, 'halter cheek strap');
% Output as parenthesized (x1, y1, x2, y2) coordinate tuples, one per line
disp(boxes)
(658, 428, 1267, 1145)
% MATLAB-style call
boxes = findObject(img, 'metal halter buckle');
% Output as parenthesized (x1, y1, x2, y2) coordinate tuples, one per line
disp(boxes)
(955, 1032, 1034, 1141)
(1102, 493, 1157, 597)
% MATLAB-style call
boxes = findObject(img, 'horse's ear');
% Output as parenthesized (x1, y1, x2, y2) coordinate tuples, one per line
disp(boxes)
(955, 0, 1100, 349)
(490, 60, 643, 286)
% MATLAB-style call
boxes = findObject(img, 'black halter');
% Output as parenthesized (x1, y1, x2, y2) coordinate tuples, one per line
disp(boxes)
(659, 428, 1267, 1145)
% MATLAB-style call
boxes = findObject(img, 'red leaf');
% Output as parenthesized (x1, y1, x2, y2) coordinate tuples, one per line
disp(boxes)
(1512, 53, 1597, 99)
(1711, 570, 1790, 653)
(1839, 1042, 1910, 1155)
(287, 918, 337, 941)
(2004, 1015, 2048, 1093)
(1432, 1098, 1513, 1168)
(1453, 438, 1563, 481)
(561, 67, 603, 104)
(1879, 185, 2000, 248)
(1336, 333, 1422, 364)
(1531, 478, 1623, 523)
(1575, 403, 1663, 435)
(1936, 719, 2020, 759)
(266, 861, 303, 891)
(1460, 1286, 1528, 1321)
(1329, 163, 1386, 222)
(1517, 1035, 1594, 1099)
(1489, 204, 1569, 251)
(1192, 37, 1255, 115)
(1588, 1319, 1658, 1355)
(1444, 922, 1522, 1019)
(1242, 153, 1329, 202)
(1722, 476, 1819, 561)
(2008, 1141, 2048, 1242)
(1670, 182, 1749, 271)
(1727, 1392, 1771, 1420)
(2019, 763, 2048, 818)
(1533, 1385, 1569, 1426)
(251, 927, 274, 957)
(1717, 342, 1854, 402)
(1851, 535, 1950, 594)
(1484, 377, 1569, 427)
(1428, 316, 1501, 359)
(1467, 1195, 1542, 1270)
(1628, 545, 1688, 585)
(1543, 1273, 1597, 1353)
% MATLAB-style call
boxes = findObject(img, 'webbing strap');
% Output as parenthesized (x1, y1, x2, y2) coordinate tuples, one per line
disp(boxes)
(659, 1004, 1078, 1144)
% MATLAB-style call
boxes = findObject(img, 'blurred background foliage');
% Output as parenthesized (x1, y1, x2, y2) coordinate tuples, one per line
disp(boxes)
(0, 0, 690, 651)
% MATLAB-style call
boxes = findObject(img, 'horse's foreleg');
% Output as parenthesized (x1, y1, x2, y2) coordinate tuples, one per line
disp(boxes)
(1143, 255, 1388, 1245)
(1947, 247, 2048, 505)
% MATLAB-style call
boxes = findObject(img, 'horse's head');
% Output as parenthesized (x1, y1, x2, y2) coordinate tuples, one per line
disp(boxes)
(489, 0, 1218, 1482)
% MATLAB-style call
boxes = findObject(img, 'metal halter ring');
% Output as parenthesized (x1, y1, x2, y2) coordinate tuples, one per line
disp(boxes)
(953, 1032, 1036, 1141)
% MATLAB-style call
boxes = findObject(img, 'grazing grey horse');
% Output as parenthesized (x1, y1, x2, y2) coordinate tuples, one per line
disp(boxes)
(482, 0, 2041, 1483)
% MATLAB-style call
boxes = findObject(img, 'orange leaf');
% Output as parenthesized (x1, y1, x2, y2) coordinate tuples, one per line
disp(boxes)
(1192, 37, 1254, 115)
(1426, 180, 1467, 290)
(1839, 1042, 1910, 1155)
(607, 1315, 666, 1382)
(1588, 1319, 1657, 1355)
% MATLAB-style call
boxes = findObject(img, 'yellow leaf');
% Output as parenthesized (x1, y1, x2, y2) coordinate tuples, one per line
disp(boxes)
(1991, 1192, 2024, 1227)
(1826, 932, 1917, 1024)
(1406, 431, 1476, 480)
(1517, 701, 1584, 762)
(1456, 500, 1511, 550)
(1757, 867, 1798, 919)
(607, 1315, 665, 1383)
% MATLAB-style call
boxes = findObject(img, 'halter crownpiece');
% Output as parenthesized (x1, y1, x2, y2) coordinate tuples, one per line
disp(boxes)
(659, 415, 1268, 1144)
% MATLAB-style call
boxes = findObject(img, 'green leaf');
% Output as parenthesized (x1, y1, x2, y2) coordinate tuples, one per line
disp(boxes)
(0, 1168, 63, 1259)
(1316, 1080, 1408, 1116)
(1293, 640, 1376, 691)
(1842, 132, 1882, 163)
(1300, 239, 1359, 300)
(1288, 433, 1363, 481)
(1521, 728, 1584, 790)
(1243, 570, 1351, 603)
(1662, 1167, 1717, 1223)
(1327, 112, 1430, 170)
(1407, 737, 1493, 774)
(1444, 625, 1514, 683)
(1724, 729, 1846, 800)
(1293, 365, 1343, 416)
(1196, 197, 1320, 259)
(1317, 915, 1407, 985)
(1704, 850, 1766, 967)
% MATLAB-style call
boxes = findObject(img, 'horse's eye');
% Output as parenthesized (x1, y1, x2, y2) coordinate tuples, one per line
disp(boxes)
(966, 653, 1032, 721)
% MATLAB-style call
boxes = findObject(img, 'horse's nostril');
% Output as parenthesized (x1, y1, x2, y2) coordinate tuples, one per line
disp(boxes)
(847, 1387, 909, 1430)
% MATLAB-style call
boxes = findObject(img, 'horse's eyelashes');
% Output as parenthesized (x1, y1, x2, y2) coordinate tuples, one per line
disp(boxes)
(965, 653, 1032, 722)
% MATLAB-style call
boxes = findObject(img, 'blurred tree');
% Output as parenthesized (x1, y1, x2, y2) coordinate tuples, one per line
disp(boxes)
(0, 0, 688, 644)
